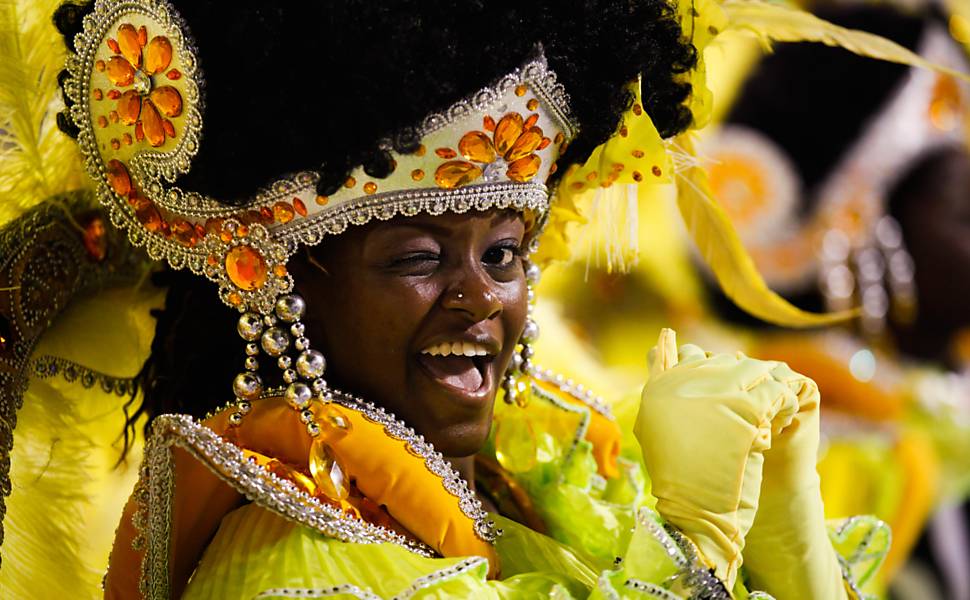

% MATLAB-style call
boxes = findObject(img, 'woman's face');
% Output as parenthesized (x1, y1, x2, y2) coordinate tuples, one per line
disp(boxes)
(291, 209, 529, 457)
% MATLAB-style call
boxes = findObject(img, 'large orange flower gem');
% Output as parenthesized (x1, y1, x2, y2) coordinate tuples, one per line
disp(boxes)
(103, 23, 183, 147)
(434, 112, 552, 189)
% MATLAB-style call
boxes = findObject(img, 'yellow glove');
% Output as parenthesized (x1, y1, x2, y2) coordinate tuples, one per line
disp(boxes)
(742, 362, 849, 600)
(635, 329, 800, 590)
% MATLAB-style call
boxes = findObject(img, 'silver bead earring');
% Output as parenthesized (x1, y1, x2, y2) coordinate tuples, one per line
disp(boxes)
(502, 260, 541, 407)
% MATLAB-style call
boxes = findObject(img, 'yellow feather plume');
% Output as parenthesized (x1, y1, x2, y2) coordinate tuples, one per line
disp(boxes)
(673, 134, 857, 327)
(722, 0, 970, 82)
(0, 0, 85, 227)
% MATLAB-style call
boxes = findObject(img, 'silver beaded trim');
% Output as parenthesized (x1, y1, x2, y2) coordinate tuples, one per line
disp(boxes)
(623, 578, 682, 599)
(253, 557, 487, 599)
(274, 182, 549, 252)
(532, 366, 614, 420)
(529, 381, 590, 464)
(329, 389, 499, 543)
(28, 355, 136, 396)
(132, 414, 438, 598)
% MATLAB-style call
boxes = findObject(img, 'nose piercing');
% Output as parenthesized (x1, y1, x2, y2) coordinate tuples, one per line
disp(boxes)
(456, 292, 464, 299)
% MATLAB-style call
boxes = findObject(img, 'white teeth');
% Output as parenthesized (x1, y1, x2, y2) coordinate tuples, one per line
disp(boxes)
(421, 341, 492, 357)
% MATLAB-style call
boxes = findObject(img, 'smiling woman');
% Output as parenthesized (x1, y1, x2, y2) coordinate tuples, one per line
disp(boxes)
(30, 0, 891, 598)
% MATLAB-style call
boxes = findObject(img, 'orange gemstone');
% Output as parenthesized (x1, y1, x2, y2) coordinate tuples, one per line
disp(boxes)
(435, 147, 457, 159)
(652, 165, 663, 177)
(225, 245, 269, 291)
(149, 86, 182, 117)
(309, 440, 349, 501)
(204, 217, 224, 235)
(106, 38, 120, 54)
(273, 201, 295, 223)
(274, 264, 288, 277)
(144, 36, 173, 74)
(506, 127, 543, 161)
(549, 162, 558, 175)
(107, 89, 121, 100)
(122, 133, 133, 145)
(526, 98, 539, 111)
(414, 144, 426, 157)
(97, 115, 108, 128)
(411, 169, 425, 181)
(110, 138, 121, 150)
(524, 114, 539, 129)
(537, 137, 551, 150)
(117, 90, 141, 124)
(220, 229, 233, 243)
(493, 113, 524, 156)
(315, 195, 329, 206)
(109, 110, 119, 123)
(319, 404, 353, 440)
(363, 182, 377, 194)
(165, 69, 182, 80)
(82, 217, 107, 261)
(172, 219, 199, 248)
(259, 206, 274, 224)
(434, 161, 482, 189)
(514, 84, 527, 97)
(206, 254, 219, 266)
(131, 197, 162, 232)
(138, 25, 148, 46)
(106, 56, 135, 87)
(141, 100, 166, 147)
(483, 115, 496, 131)
(228, 292, 243, 306)
(93, 89, 103, 101)
(135, 121, 145, 141)
(194, 223, 206, 239)
(162, 119, 176, 138)
(105, 159, 131, 196)
(292, 197, 307, 216)
(507, 155, 541, 182)
(117, 24, 142, 69)
(458, 131, 495, 163)
(344, 176, 356, 189)
(95, 60, 106, 72)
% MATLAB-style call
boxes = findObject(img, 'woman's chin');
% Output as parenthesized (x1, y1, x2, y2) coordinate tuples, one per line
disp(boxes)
(423, 417, 494, 458)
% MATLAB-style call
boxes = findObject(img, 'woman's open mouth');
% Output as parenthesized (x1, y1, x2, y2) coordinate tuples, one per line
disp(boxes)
(416, 341, 496, 399)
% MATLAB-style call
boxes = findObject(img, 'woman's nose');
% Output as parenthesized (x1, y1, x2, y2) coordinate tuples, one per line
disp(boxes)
(441, 266, 502, 322)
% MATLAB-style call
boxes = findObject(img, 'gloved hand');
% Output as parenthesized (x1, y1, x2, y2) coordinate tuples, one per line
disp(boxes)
(634, 329, 800, 590)
(742, 362, 848, 600)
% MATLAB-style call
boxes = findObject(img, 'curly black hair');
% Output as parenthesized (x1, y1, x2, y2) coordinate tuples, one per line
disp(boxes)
(54, 0, 699, 449)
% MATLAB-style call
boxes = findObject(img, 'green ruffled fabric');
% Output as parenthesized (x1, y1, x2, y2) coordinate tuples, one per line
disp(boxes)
(182, 381, 889, 599)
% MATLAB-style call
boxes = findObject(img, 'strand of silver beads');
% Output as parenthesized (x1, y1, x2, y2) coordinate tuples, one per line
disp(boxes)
(502, 259, 541, 405)
(231, 293, 329, 436)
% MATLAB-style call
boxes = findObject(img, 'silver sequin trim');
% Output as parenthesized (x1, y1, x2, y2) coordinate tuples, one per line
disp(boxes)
(254, 557, 487, 599)
(532, 366, 614, 420)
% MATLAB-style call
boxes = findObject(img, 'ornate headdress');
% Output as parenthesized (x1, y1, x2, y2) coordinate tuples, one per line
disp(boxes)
(702, 22, 970, 337)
